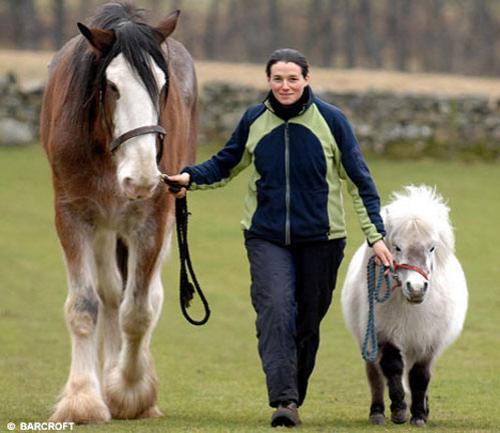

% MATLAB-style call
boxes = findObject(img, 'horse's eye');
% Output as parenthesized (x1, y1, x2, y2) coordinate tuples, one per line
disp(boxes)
(109, 82, 119, 93)
(393, 245, 402, 252)
(430, 246, 435, 252)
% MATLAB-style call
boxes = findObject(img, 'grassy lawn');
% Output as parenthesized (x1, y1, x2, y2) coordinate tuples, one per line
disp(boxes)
(0, 144, 499, 433)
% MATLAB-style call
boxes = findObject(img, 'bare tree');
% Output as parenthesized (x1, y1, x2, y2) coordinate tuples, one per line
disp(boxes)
(8, 0, 39, 49)
(342, 0, 356, 68)
(359, 0, 382, 67)
(53, 0, 65, 49)
(269, 0, 283, 50)
(204, 0, 221, 59)
(305, 0, 322, 57)
(399, 0, 412, 71)
(470, 0, 496, 75)
(7, 0, 22, 47)
(319, 1, 337, 67)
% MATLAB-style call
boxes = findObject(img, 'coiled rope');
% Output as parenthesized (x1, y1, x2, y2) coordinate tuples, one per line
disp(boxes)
(175, 196, 211, 325)
(361, 256, 394, 363)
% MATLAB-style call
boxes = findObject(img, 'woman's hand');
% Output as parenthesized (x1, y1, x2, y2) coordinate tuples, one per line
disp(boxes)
(163, 172, 190, 198)
(372, 239, 394, 270)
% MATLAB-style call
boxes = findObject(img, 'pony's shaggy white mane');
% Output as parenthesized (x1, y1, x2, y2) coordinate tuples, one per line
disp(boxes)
(383, 185, 455, 268)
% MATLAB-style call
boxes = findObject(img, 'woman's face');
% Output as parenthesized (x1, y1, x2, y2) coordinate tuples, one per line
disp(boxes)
(268, 61, 309, 105)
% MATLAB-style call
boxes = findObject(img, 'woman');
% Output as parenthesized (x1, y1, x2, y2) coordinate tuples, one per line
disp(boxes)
(167, 48, 393, 427)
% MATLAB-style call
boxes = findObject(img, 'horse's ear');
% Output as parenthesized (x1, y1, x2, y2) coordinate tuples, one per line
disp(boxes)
(154, 10, 180, 44)
(77, 23, 116, 55)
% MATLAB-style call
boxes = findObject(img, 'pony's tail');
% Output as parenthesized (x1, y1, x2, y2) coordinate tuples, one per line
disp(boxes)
(116, 237, 128, 289)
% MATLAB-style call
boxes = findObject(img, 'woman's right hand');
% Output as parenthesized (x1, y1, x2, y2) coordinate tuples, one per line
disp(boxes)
(163, 172, 190, 198)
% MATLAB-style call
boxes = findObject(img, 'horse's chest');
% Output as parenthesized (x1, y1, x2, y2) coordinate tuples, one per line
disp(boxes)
(69, 197, 154, 233)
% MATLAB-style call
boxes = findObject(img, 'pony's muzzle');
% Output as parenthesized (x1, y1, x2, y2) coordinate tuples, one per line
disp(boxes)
(405, 281, 428, 304)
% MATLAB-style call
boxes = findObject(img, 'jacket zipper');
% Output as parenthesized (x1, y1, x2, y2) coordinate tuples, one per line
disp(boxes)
(284, 122, 291, 245)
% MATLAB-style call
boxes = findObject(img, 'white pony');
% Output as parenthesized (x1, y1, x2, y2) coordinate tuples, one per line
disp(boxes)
(341, 185, 468, 427)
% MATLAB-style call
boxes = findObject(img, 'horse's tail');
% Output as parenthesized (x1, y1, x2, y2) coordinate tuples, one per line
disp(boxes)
(116, 237, 128, 289)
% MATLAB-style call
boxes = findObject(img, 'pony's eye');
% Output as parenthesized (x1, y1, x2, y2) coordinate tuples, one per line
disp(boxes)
(393, 245, 402, 252)
(430, 246, 436, 252)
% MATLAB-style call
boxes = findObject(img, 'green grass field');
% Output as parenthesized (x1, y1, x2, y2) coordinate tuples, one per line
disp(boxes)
(1, 145, 499, 433)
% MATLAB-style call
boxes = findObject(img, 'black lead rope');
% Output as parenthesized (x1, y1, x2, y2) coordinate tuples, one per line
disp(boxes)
(175, 196, 211, 325)
(162, 175, 210, 325)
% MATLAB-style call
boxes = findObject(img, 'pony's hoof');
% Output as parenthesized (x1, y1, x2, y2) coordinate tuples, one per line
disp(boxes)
(391, 408, 408, 424)
(369, 412, 385, 425)
(410, 417, 427, 427)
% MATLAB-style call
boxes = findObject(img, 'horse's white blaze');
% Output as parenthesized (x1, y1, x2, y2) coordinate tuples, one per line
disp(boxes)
(106, 53, 166, 200)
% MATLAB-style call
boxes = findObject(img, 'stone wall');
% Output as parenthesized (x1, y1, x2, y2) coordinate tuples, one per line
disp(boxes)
(200, 82, 500, 160)
(0, 74, 43, 146)
(2, 74, 500, 160)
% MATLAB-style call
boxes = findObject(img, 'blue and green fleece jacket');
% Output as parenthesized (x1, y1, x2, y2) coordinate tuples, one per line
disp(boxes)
(183, 87, 385, 246)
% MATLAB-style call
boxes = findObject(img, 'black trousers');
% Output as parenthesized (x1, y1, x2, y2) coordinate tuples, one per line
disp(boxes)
(245, 235, 345, 407)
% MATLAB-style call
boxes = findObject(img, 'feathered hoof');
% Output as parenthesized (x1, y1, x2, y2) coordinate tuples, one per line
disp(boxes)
(104, 366, 159, 419)
(369, 412, 385, 425)
(391, 408, 408, 424)
(49, 383, 111, 424)
(410, 416, 427, 427)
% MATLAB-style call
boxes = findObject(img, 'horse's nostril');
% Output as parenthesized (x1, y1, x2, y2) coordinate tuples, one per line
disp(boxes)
(406, 281, 413, 292)
(423, 282, 428, 292)
(122, 177, 157, 200)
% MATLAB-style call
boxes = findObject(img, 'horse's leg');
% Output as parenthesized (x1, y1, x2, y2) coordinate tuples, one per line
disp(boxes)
(93, 231, 124, 375)
(409, 361, 431, 426)
(50, 211, 110, 423)
(379, 343, 408, 424)
(103, 228, 165, 419)
(366, 361, 385, 424)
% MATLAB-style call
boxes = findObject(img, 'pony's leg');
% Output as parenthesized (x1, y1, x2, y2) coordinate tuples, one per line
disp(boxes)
(379, 343, 408, 424)
(409, 361, 431, 426)
(50, 214, 110, 423)
(93, 231, 124, 375)
(103, 232, 165, 419)
(366, 361, 385, 424)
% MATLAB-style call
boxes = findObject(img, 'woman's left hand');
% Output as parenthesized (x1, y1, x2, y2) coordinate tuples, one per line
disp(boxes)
(372, 239, 394, 269)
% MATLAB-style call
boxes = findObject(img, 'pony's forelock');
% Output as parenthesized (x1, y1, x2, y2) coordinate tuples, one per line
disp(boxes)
(383, 185, 455, 267)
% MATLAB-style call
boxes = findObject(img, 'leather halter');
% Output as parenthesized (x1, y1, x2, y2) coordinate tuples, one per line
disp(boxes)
(393, 262, 429, 280)
(110, 125, 166, 153)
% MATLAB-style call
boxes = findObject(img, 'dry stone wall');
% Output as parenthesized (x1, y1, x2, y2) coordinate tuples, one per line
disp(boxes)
(0, 73, 43, 146)
(200, 82, 500, 160)
(2, 74, 499, 160)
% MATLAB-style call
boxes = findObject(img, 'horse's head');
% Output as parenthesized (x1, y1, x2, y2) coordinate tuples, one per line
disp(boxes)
(383, 185, 454, 304)
(78, 9, 180, 200)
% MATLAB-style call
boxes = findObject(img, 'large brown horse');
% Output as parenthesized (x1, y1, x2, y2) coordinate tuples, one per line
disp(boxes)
(40, 2, 197, 423)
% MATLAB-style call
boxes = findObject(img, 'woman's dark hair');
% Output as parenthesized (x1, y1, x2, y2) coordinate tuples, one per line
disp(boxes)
(265, 48, 309, 78)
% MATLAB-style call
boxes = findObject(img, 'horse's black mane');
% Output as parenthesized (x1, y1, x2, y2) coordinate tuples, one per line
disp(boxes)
(67, 2, 168, 143)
